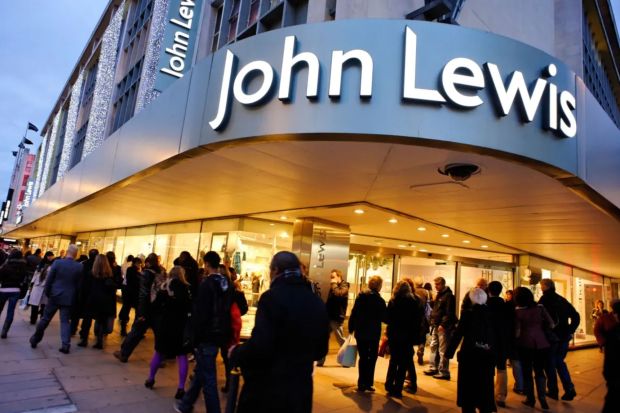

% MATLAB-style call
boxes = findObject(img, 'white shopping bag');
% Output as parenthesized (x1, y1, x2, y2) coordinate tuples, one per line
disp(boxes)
(19, 291, 30, 311)
(336, 335, 358, 367)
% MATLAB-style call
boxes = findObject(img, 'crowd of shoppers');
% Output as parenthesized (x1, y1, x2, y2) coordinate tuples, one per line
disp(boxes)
(0, 243, 609, 413)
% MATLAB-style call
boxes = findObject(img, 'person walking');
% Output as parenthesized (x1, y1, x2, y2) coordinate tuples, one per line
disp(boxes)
(226, 252, 329, 413)
(425, 276, 457, 380)
(174, 251, 235, 413)
(114, 253, 164, 362)
(384, 280, 424, 398)
(83, 254, 117, 349)
(505, 289, 524, 395)
(594, 299, 620, 413)
(318, 269, 349, 367)
(538, 278, 580, 401)
(71, 249, 98, 338)
(348, 275, 386, 392)
(28, 251, 55, 325)
(25, 248, 42, 287)
(145, 265, 192, 400)
(486, 281, 510, 408)
(446, 288, 497, 413)
(30, 244, 83, 353)
(0, 249, 28, 338)
(118, 256, 142, 336)
(174, 251, 200, 299)
(514, 287, 555, 410)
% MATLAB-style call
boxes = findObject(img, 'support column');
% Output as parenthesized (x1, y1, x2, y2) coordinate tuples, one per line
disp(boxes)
(292, 218, 350, 301)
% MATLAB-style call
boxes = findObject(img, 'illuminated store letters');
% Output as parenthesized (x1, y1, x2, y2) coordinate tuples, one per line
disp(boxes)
(209, 26, 577, 138)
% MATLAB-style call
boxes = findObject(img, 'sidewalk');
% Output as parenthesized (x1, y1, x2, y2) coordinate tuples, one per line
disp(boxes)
(0, 306, 607, 413)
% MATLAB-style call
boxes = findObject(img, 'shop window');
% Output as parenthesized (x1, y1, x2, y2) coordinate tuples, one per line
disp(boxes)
(573, 269, 604, 344)
(154, 221, 201, 269)
(123, 225, 156, 258)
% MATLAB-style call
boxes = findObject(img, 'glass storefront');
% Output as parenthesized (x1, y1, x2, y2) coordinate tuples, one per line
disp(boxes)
(29, 235, 72, 256)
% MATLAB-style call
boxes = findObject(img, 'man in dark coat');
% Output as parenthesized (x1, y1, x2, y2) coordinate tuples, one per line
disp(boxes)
(229, 251, 329, 413)
(175, 251, 234, 413)
(425, 276, 457, 380)
(317, 269, 349, 367)
(486, 281, 510, 407)
(348, 275, 387, 392)
(70, 248, 97, 337)
(595, 299, 620, 413)
(539, 279, 580, 401)
(30, 244, 82, 353)
(0, 249, 27, 338)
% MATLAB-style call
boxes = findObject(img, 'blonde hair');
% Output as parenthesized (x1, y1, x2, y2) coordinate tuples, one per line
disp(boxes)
(169, 265, 189, 286)
(93, 254, 112, 279)
(392, 279, 413, 299)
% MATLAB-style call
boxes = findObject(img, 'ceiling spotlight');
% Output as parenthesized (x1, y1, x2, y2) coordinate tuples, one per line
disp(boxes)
(481, 245, 489, 249)
(354, 209, 365, 214)
(269, 223, 275, 226)
(441, 234, 449, 238)
(389, 218, 398, 224)
(279, 215, 287, 220)
(462, 240, 471, 244)
(398, 244, 407, 248)
(417, 226, 426, 231)
(419, 249, 428, 252)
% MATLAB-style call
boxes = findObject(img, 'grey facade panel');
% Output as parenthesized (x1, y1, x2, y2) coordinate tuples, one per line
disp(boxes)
(180, 55, 214, 153)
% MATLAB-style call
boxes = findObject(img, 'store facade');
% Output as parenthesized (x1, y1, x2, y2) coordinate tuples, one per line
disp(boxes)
(10, 11, 620, 347)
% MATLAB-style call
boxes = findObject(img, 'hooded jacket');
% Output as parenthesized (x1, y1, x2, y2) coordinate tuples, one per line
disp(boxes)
(192, 272, 234, 346)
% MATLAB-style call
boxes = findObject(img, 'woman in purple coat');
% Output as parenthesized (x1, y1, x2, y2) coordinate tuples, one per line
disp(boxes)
(514, 287, 555, 410)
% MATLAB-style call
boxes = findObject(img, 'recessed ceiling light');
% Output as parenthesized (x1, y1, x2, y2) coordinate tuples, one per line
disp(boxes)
(481, 245, 489, 249)
(419, 249, 428, 252)
(445, 247, 452, 251)
(441, 234, 449, 238)
(398, 244, 407, 248)
(280, 215, 287, 220)
(462, 240, 471, 244)
(269, 223, 275, 226)
(354, 209, 365, 214)
(417, 226, 426, 231)
(389, 218, 398, 224)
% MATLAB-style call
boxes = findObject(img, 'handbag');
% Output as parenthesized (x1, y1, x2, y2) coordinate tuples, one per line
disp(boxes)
(337, 335, 358, 367)
(19, 290, 30, 310)
(378, 335, 390, 358)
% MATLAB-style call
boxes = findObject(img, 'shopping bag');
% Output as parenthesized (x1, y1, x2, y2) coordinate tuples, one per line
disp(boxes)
(378, 335, 390, 358)
(337, 335, 358, 367)
(18, 291, 30, 311)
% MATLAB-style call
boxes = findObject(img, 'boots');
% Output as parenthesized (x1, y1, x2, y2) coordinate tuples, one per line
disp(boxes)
(77, 337, 88, 347)
(536, 376, 549, 410)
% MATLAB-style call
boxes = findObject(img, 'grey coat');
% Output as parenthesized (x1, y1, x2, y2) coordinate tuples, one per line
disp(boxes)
(44, 258, 82, 306)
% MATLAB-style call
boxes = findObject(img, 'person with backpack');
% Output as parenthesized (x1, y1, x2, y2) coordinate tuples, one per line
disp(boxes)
(175, 251, 234, 413)
(446, 287, 497, 413)
(144, 265, 192, 400)
(538, 278, 580, 401)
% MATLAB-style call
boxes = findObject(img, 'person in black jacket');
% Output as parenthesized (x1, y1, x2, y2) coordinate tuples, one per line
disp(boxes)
(71, 248, 98, 339)
(446, 288, 497, 413)
(538, 279, 580, 401)
(145, 265, 192, 400)
(0, 249, 27, 338)
(486, 281, 510, 408)
(425, 276, 458, 380)
(348, 275, 386, 392)
(83, 254, 117, 349)
(317, 269, 349, 367)
(174, 251, 200, 300)
(227, 251, 329, 413)
(175, 251, 234, 413)
(384, 280, 424, 398)
(118, 257, 143, 336)
(114, 253, 163, 362)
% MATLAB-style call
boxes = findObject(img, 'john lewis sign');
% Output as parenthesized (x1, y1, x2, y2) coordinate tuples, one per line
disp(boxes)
(208, 26, 576, 139)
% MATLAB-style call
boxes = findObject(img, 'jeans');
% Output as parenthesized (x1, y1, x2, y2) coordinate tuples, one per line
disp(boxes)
(357, 338, 379, 388)
(428, 326, 451, 376)
(178, 343, 220, 413)
(386, 340, 414, 394)
(119, 317, 151, 359)
(79, 317, 93, 341)
(32, 300, 72, 347)
(318, 320, 346, 365)
(546, 339, 574, 395)
(0, 291, 20, 334)
(520, 346, 548, 402)
(510, 358, 524, 392)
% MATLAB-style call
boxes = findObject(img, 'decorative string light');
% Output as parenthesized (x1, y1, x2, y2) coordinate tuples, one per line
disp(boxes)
(57, 70, 85, 180)
(82, 2, 125, 160)
(32, 134, 49, 200)
(135, 0, 169, 113)
(38, 112, 61, 196)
